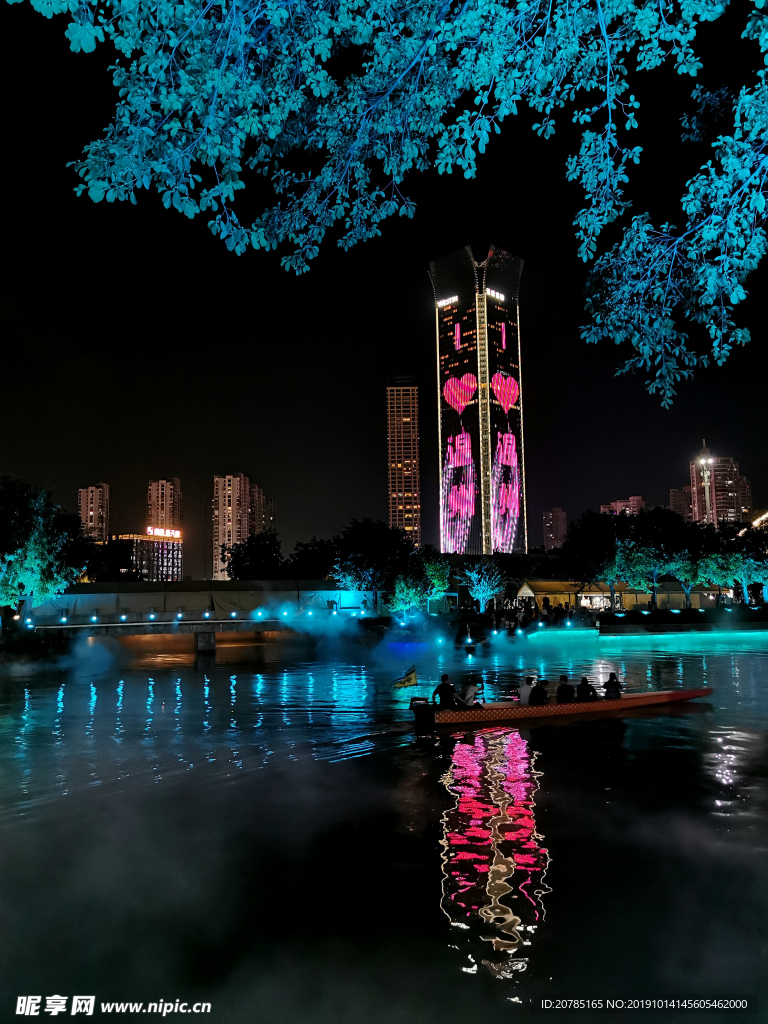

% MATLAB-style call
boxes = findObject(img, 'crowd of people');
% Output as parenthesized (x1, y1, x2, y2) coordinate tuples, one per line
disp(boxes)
(432, 671, 624, 709)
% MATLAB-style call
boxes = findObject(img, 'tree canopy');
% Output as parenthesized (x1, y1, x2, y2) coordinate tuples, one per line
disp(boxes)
(225, 529, 284, 579)
(10, 0, 768, 401)
(0, 478, 85, 606)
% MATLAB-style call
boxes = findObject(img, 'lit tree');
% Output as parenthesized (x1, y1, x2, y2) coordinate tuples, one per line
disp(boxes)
(421, 547, 452, 602)
(698, 552, 741, 598)
(458, 562, 505, 612)
(11, 0, 768, 402)
(388, 575, 431, 614)
(0, 488, 82, 607)
(330, 518, 414, 611)
(666, 552, 704, 610)
(612, 541, 663, 609)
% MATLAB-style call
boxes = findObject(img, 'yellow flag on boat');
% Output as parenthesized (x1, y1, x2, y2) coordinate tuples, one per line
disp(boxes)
(394, 665, 418, 688)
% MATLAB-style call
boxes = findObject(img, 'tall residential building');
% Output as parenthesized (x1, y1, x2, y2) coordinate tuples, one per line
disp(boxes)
(250, 484, 275, 536)
(669, 485, 693, 521)
(211, 474, 274, 580)
(119, 531, 183, 582)
(428, 244, 526, 554)
(78, 483, 110, 542)
(600, 496, 645, 515)
(690, 441, 752, 525)
(543, 508, 567, 551)
(147, 478, 182, 530)
(387, 377, 421, 546)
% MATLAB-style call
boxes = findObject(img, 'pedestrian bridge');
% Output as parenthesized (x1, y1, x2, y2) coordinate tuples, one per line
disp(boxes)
(20, 581, 375, 649)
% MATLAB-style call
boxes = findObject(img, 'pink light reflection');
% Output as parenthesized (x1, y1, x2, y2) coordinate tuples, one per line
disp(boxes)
(439, 729, 551, 976)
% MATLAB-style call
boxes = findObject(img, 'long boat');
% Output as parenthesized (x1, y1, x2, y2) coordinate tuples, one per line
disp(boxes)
(410, 687, 713, 728)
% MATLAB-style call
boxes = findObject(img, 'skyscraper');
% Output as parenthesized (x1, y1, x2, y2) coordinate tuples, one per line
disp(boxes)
(250, 484, 275, 536)
(211, 474, 274, 580)
(147, 478, 182, 530)
(669, 485, 693, 521)
(387, 377, 421, 546)
(690, 441, 752, 525)
(428, 245, 526, 554)
(543, 508, 567, 551)
(77, 483, 110, 542)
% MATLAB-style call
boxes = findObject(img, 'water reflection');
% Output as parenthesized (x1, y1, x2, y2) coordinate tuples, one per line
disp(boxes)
(439, 727, 550, 979)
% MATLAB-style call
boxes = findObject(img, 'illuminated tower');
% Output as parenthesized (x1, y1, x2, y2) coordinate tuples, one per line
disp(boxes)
(147, 478, 182, 530)
(690, 441, 752, 525)
(211, 474, 274, 579)
(387, 377, 421, 546)
(77, 482, 110, 542)
(212, 473, 251, 580)
(428, 245, 526, 554)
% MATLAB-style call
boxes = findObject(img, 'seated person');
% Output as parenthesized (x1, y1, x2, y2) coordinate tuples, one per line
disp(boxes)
(575, 676, 599, 702)
(528, 679, 549, 706)
(459, 678, 484, 707)
(432, 674, 462, 708)
(603, 672, 624, 699)
(556, 675, 575, 703)
(518, 676, 535, 705)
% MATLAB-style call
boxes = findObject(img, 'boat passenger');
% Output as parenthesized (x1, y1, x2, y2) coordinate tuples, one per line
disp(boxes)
(603, 672, 624, 699)
(432, 674, 462, 709)
(528, 679, 549, 706)
(518, 677, 535, 705)
(575, 677, 599, 702)
(556, 675, 575, 703)
(460, 678, 484, 707)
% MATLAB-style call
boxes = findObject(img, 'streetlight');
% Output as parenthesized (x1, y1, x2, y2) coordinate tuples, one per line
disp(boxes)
(699, 456, 714, 524)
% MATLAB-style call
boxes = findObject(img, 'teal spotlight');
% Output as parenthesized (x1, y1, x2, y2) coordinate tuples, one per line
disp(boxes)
(91, 616, 97, 622)
(60, 616, 67, 623)
(230, 611, 237, 618)
(120, 614, 127, 621)
(203, 611, 210, 619)
(149, 613, 155, 620)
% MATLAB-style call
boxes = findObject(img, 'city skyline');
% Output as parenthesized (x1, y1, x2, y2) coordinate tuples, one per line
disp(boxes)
(3, 13, 767, 580)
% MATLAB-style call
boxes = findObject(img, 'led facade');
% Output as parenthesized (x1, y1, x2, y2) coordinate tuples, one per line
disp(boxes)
(119, 533, 183, 581)
(429, 245, 526, 554)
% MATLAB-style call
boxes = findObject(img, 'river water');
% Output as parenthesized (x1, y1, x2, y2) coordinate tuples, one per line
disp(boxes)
(0, 629, 766, 1021)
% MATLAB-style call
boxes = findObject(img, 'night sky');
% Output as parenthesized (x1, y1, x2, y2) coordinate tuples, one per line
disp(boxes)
(2, 3, 765, 578)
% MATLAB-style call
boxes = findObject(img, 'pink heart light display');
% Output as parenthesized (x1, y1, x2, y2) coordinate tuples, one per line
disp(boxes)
(491, 372, 519, 413)
(443, 374, 478, 415)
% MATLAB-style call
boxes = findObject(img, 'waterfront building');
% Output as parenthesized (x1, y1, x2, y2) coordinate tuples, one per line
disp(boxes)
(78, 483, 110, 542)
(543, 508, 567, 551)
(147, 478, 182, 530)
(600, 496, 645, 515)
(387, 377, 421, 546)
(669, 485, 693, 521)
(428, 244, 526, 554)
(211, 474, 274, 580)
(118, 529, 183, 582)
(690, 441, 752, 525)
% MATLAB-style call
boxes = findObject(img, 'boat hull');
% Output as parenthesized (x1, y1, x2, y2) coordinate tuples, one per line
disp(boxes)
(427, 687, 713, 725)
